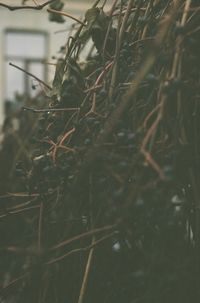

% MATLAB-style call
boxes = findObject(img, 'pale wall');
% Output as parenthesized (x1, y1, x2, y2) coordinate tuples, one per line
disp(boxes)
(0, 0, 112, 125)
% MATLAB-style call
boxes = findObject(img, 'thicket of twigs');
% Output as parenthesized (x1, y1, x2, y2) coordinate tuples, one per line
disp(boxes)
(0, 0, 200, 302)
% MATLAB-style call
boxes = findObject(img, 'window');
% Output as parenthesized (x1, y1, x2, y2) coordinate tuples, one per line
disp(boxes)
(5, 30, 48, 101)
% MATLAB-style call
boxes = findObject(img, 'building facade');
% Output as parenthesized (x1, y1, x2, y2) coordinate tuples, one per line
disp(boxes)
(0, 0, 111, 124)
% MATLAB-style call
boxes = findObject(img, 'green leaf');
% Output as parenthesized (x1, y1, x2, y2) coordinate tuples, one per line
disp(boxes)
(85, 7, 100, 25)
(48, 0, 65, 23)
(79, 7, 110, 51)
(51, 58, 65, 97)
(79, 7, 100, 43)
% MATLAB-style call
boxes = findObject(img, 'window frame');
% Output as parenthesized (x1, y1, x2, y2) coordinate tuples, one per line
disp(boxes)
(4, 28, 48, 100)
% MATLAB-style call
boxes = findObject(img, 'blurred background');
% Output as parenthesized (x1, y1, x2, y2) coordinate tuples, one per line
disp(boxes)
(0, 0, 111, 126)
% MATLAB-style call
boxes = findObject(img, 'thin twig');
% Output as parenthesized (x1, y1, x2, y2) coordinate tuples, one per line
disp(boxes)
(47, 8, 86, 26)
(50, 224, 117, 251)
(47, 231, 117, 265)
(108, 1, 123, 100)
(86, 61, 113, 115)
(77, 237, 96, 303)
(22, 106, 79, 113)
(0, 205, 40, 219)
(9, 62, 52, 90)
(38, 202, 44, 252)
(140, 96, 165, 180)
(64, 0, 102, 60)
(48, 127, 76, 165)
(102, 0, 118, 59)
(77, 174, 94, 303)
(0, 0, 55, 11)
(6, 192, 40, 197)
(104, 0, 181, 136)
(76, 0, 182, 181)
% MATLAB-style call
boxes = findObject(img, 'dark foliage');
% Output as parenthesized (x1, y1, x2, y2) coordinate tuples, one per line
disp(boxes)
(0, 1, 200, 302)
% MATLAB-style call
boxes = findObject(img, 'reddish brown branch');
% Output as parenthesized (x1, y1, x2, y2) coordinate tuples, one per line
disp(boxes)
(47, 232, 117, 265)
(47, 8, 86, 26)
(50, 224, 117, 251)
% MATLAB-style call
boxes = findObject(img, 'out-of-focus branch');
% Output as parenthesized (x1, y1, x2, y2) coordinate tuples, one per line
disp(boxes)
(0, 0, 55, 11)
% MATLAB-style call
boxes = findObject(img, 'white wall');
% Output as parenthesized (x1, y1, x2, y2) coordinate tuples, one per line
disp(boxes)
(0, 0, 111, 124)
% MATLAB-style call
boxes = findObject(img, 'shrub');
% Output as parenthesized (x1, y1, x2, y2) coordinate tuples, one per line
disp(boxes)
(0, 1, 199, 302)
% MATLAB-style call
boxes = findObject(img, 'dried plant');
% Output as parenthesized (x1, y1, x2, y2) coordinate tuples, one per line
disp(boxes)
(0, 1, 200, 302)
